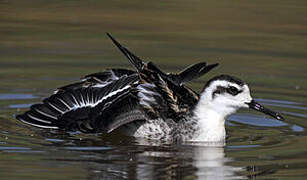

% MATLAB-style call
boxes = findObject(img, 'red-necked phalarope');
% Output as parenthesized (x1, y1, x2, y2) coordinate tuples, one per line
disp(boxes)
(16, 33, 284, 142)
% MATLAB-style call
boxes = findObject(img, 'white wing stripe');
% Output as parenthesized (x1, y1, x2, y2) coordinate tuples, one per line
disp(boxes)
(34, 108, 57, 120)
(47, 102, 64, 113)
(89, 85, 130, 107)
(20, 119, 59, 129)
(57, 98, 71, 109)
(91, 91, 94, 105)
(61, 85, 131, 112)
(27, 114, 52, 124)
(80, 93, 85, 106)
(85, 92, 89, 105)
(93, 82, 111, 88)
(70, 94, 79, 107)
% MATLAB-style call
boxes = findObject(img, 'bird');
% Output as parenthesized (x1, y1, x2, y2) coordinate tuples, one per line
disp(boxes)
(16, 33, 284, 142)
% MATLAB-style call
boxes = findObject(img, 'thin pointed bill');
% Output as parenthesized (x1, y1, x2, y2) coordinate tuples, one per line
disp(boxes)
(246, 100, 284, 121)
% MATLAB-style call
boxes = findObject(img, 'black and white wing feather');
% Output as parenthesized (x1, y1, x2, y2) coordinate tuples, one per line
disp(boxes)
(16, 73, 140, 133)
(56, 68, 135, 93)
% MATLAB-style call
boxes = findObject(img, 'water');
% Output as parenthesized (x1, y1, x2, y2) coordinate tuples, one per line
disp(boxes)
(1, 0, 307, 179)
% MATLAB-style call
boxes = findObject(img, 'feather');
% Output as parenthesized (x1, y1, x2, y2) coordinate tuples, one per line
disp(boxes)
(107, 33, 144, 72)
(17, 74, 139, 132)
(178, 62, 219, 84)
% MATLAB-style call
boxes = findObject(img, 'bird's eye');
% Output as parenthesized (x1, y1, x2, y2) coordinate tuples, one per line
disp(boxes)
(227, 86, 240, 95)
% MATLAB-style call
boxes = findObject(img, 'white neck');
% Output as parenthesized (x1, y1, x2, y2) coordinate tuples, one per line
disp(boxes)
(190, 94, 236, 142)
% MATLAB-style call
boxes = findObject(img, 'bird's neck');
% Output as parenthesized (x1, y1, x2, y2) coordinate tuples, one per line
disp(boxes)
(190, 96, 236, 142)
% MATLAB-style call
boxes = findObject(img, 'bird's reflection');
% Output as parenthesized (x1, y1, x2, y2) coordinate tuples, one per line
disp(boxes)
(34, 130, 245, 179)
(191, 142, 244, 179)
(79, 139, 244, 180)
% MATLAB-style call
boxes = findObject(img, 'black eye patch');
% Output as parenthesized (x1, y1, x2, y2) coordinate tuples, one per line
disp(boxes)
(227, 86, 242, 96)
(212, 86, 242, 98)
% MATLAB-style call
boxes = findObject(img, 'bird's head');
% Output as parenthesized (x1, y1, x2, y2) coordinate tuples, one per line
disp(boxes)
(199, 75, 284, 120)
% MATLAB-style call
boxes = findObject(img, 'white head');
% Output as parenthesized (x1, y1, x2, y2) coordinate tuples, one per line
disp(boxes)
(199, 75, 251, 116)
(191, 75, 283, 142)
(197, 74, 284, 121)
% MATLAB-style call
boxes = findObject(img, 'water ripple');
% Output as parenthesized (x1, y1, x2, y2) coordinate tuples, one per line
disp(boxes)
(228, 113, 288, 127)
(256, 98, 303, 105)
(8, 104, 32, 109)
(256, 98, 307, 110)
(0, 94, 38, 100)
(64, 146, 113, 151)
(282, 111, 307, 119)
(0, 146, 31, 150)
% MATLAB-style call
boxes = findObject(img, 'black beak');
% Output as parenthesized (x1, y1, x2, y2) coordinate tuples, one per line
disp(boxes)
(246, 100, 284, 121)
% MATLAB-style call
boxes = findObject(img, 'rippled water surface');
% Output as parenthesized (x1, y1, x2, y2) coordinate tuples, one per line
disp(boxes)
(1, 0, 307, 179)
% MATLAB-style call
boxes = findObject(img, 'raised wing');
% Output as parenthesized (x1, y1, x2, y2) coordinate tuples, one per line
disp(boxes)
(107, 33, 218, 86)
(17, 33, 219, 132)
(56, 68, 135, 93)
(16, 74, 140, 133)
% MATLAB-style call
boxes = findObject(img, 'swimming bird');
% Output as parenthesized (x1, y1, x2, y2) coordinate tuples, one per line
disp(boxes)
(16, 33, 284, 142)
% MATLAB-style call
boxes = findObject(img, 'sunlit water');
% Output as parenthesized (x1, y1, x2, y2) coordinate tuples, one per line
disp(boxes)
(1, 0, 307, 179)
